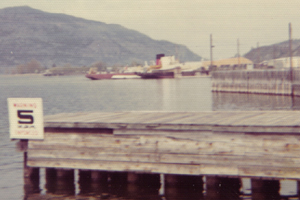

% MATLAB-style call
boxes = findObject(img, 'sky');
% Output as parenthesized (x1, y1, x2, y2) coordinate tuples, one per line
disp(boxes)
(0, 0, 299, 60)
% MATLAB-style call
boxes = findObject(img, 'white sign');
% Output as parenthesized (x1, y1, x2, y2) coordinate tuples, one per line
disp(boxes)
(8, 98, 44, 140)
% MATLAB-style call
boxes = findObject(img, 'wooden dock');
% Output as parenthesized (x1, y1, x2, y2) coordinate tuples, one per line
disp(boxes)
(211, 69, 300, 96)
(25, 111, 300, 179)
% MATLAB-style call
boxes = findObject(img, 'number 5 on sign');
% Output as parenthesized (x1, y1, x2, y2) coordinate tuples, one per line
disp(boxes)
(8, 98, 44, 140)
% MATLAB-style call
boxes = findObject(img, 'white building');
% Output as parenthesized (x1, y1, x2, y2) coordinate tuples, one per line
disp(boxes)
(261, 57, 300, 68)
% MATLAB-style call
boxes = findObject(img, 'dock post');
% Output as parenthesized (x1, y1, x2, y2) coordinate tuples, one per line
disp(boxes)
(206, 176, 222, 200)
(90, 170, 109, 195)
(23, 152, 40, 196)
(164, 174, 203, 188)
(165, 174, 203, 199)
(56, 169, 75, 195)
(108, 171, 128, 184)
(205, 176, 241, 200)
(298, 181, 300, 198)
(78, 170, 92, 195)
(45, 168, 75, 195)
(45, 168, 56, 194)
(127, 172, 139, 184)
(251, 179, 280, 200)
(165, 174, 178, 187)
(91, 170, 108, 183)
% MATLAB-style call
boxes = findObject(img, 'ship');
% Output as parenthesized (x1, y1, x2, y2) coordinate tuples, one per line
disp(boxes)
(136, 54, 183, 79)
(85, 67, 140, 80)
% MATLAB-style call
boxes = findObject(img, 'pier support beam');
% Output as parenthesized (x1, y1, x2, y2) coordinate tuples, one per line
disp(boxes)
(127, 172, 139, 184)
(126, 173, 161, 198)
(108, 171, 128, 184)
(91, 170, 108, 183)
(56, 169, 75, 195)
(45, 168, 75, 195)
(298, 181, 300, 198)
(23, 152, 40, 196)
(165, 174, 203, 189)
(164, 174, 203, 200)
(78, 170, 92, 195)
(251, 179, 280, 200)
(90, 171, 109, 195)
(206, 176, 241, 200)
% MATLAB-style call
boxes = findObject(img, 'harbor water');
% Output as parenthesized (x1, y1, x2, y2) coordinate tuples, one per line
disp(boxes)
(0, 75, 300, 199)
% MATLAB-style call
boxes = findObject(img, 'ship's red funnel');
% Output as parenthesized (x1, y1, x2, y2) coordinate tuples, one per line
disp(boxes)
(156, 54, 165, 65)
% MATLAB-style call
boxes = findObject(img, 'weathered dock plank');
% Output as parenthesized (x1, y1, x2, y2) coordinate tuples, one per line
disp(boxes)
(43, 111, 300, 131)
(26, 111, 300, 179)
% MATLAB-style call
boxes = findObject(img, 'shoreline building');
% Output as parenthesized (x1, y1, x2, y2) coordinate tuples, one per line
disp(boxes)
(202, 57, 253, 71)
(260, 56, 300, 69)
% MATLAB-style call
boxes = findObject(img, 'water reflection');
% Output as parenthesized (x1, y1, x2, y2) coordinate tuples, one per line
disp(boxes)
(212, 92, 300, 111)
(158, 78, 212, 112)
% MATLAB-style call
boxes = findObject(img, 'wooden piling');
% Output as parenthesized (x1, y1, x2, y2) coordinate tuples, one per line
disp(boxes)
(206, 176, 241, 200)
(251, 179, 280, 200)
(23, 151, 40, 196)
(45, 168, 56, 194)
(45, 168, 74, 195)
(165, 174, 203, 189)
(78, 170, 92, 195)
(127, 172, 139, 183)
(91, 170, 108, 183)
(56, 169, 75, 195)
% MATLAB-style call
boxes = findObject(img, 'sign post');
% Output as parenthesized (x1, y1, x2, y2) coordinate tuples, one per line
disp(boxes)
(8, 98, 44, 140)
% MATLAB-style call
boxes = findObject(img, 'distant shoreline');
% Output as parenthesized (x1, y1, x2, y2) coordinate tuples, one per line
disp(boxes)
(0, 73, 85, 77)
(0, 73, 43, 77)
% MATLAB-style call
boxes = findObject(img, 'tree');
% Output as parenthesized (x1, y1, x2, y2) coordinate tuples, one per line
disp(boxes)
(90, 61, 107, 72)
(14, 59, 44, 74)
(26, 59, 43, 73)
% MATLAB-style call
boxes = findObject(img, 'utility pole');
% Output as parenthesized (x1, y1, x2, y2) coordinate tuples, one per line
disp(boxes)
(289, 22, 293, 97)
(273, 45, 276, 67)
(210, 34, 214, 70)
(175, 46, 179, 62)
(257, 42, 260, 66)
(237, 39, 240, 68)
(289, 23, 293, 72)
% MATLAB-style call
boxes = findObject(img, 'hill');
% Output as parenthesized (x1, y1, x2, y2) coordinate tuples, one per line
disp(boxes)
(244, 39, 300, 64)
(0, 6, 201, 73)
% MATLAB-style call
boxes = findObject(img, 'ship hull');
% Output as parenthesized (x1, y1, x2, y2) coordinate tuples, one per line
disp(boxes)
(85, 73, 140, 80)
(137, 71, 175, 79)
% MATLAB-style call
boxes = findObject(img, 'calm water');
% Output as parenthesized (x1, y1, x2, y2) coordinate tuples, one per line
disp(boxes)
(0, 75, 299, 199)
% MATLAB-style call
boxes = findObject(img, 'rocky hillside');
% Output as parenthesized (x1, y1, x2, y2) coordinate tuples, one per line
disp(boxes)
(244, 40, 300, 64)
(0, 6, 201, 73)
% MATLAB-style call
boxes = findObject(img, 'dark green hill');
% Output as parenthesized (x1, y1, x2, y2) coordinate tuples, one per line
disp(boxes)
(0, 6, 201, 72)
